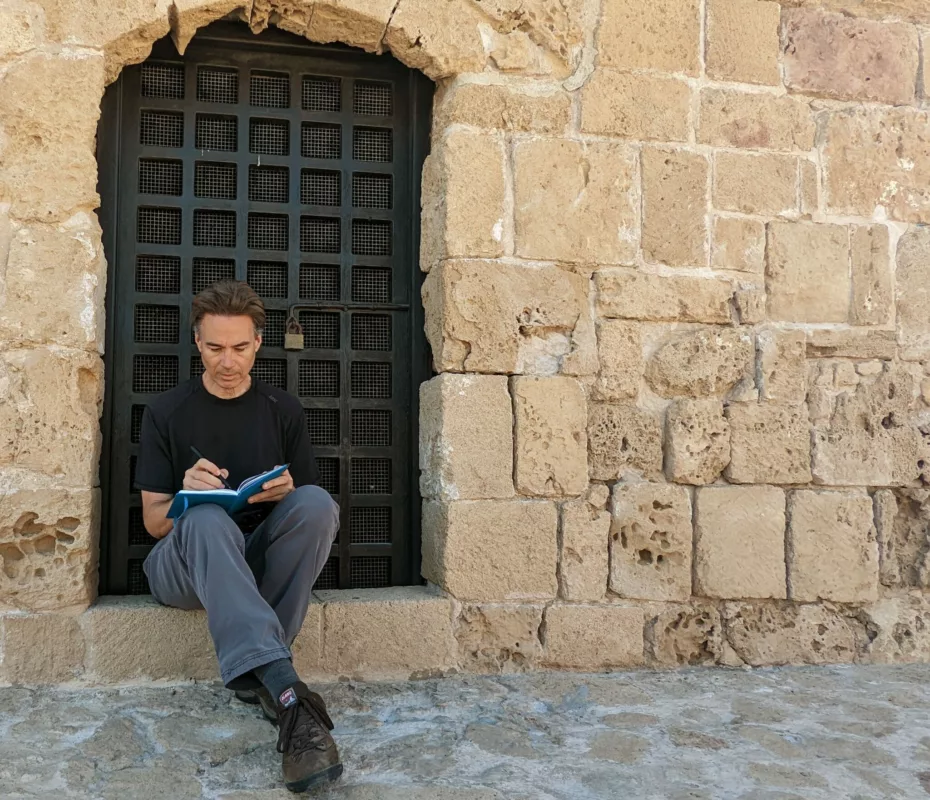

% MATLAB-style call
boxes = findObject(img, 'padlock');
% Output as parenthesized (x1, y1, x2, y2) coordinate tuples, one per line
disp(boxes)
(284, 314, 304, 351)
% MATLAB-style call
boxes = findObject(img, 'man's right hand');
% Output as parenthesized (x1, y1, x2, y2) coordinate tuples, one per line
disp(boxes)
(183, 458, 229, 491)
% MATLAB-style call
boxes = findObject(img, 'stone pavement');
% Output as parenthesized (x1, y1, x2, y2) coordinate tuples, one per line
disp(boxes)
(3, 665, 930, 800)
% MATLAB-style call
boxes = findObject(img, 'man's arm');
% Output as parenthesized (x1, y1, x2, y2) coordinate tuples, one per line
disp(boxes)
(141, 491, 175, 539)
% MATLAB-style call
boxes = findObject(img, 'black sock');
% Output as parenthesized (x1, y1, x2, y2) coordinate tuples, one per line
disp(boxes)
(254, 658, 300, 705)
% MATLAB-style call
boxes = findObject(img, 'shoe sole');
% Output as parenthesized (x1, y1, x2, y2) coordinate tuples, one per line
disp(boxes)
(285, 763, 344, 793)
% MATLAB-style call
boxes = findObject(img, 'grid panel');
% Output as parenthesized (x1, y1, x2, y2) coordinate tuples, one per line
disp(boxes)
(300, 216, 340, 253)
(195, 114, 238, 151)
(300, 170, 341, 206)
(247, 261, 288, 298)
(351, 458, 392, 494)
(134, 305, 180, 343)
(130, 405, 146, 444)
(191, 354, 205, 377)
(136, 255, 181, 294)
(141, 62, 185, 99)
(301, 123, 341, 159)
(306, 408, 340, 446)
(249, 165, 289, 203)
(350, 507, 392, 544)
(313, 555, 339, 590)
(302, 75, 341, 112)
(128, 559, 150, 595)
(352, 173, 392, 209)
(140, 110, 184, 148)
(129, 507, 156, 546)
(352, 219, 392, 256)
(193, 209, 236, 247)
(129, 456, 138, 493)
(248, 213, 289, 250)
(299, 264, 340, 301)
(250, 118, 289, 155)
(192, 257, 235, 293)
(263, 309, 286, 348)
(351, 361, 391, 398)
(195, 162, 237, 199)
(354, 80, 393, 116)
(350, 556, 391, 588)
(352, 409, 392, 447)
(351, 314, 392, 351)
(353, 127, 392, 162)
(197, 66, 239, 104)
(298, 360, 340, 397)
(352, 266, 391, 303)
(132, 355, 178, 393)
(252, 358, 287, 389)
(251, 71, 290, 108)
(299, 311, 340, 349)
(317, 458, 340, 495)
(139, 159, 183, 195)
(137, 207, 181, 245)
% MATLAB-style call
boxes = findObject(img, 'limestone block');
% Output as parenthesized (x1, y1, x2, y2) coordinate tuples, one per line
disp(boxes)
(422, 260, 594, 375)
(922, 29, 930, 103)
(0, 613, 84, 683)
(609, 483, 692, 602)
(850, 225, 892, 326)
(596, 0, 700, 75)
(694, 486, 786, 600)
(858, 596, 930, 664)
(169, 0, 245, 53)
(40, 0, 170, 45)
(896, 226, 930, 360)
(593, 321, 642, 402)
(455, 603, 544, 673)
(873, 489, 900, 587)
(422, 500, 558, 601)
(580, 70, 691, 142)
(787, 490, 879, 603)
(436, 82, 571, 134)
(801, 160, 819, 215)
(646, 604, 724, 667)
(542, 603, 645, 669)
(0, 52, 104, 221)
(714, 152, 798, 217)
(595, 269, 733, 324)
(307, 0, 396, 52)
(706, 0, 780, 84)
(514, 139, 638, 265)
(712, 217, 764, 273)
(733, 286, 765, 326)
(806, 328, 897, 360)
(723, 602, 862, 666)
(782, 9, 919, 106)
(698, 89, 816, 152)
(757, 328, 807, 404)
(726, 404, 812, 484)
(778, 0, 930, 25)
(824, 108, 930, 223)
(290, 601, 322, 676)
(419, 374, 514, 500)
(82, 597, 218, 682)
(587, 405, 663, 481)
(665, 399, 730, 485)
(642, 148, 708, 268)
(559, 498, 610, 601)
(318, 587, 456, 678)
(0, 0, 43, 59)
(513, 377, 587, 497)
(645, 328, 753, 398)
(765, 221, 850, 324)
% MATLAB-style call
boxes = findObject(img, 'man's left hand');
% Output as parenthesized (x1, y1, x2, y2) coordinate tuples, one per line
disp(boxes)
(248, 468, 294, 504)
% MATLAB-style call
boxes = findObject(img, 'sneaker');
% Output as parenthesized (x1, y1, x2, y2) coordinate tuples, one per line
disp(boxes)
(234, 687, 277, 723)
(275, 682, 343, 793)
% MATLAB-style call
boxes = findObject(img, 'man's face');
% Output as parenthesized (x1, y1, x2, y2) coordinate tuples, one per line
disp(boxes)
(195, 314, 261, 391)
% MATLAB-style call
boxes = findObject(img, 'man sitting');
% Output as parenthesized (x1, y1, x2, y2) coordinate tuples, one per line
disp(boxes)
(135, 280, 342, 793)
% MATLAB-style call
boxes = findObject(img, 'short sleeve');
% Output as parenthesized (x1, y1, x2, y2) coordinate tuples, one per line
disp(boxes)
(284, 404, 319, 488)
(134, 406, 176, 494)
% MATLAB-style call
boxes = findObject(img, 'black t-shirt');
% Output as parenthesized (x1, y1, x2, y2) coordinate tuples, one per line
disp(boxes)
(135, 377, 319, 529)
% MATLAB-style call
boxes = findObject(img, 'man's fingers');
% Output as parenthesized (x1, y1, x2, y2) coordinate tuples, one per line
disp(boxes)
(262, 475, 289, 490)
(192, 468, 224, 489)
(195, 457, 222, 476)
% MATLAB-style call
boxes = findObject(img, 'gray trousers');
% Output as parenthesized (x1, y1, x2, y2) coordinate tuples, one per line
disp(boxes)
(143, 485, 339, 688)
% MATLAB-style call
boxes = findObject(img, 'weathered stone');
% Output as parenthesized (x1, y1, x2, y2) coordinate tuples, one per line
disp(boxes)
(595, 269, 733, 324)
(778, 0, 930, 25)
(765, 221, 850, 324)
(580, 70, 691, 142)
(695, 486, 786, 600)
(705, 0, 780, 84)
(514, 139, 638, 265)
(850, 225, 892, 326)
(290, 601, 322, 677)
(647, 604, 724, 667)
(587, 404, 663, 481)
(712, 217, 764, 273)
(873, 489, 900, 587)
(642, 148, 708, 267)
(169, 0, 244, 53)
(596, 0, 700, 75)
(665, 399, 730, 485)
(422, 260, 594, 375)
(646, 328, 753, 398)
(858, 596, 930, 664)
(422, 500, 558, 601)
(455, 604, 544, 672)
(723, 602, 862, 666)
(757, 328, 807, 404)
(0, 613, 84, 683)
(0, 0, 43, 58)
(801, 160, 819, 215)
(824, 107, 930, 223)
(307, 0, 396, 52)
(436, 82, 571, 133)
(714, 152, 798, 217)
(875, 488, 930, 589)
(41, 0, 169, 46)
(419, 374, 514, 501)
(733, 285, 765, 326)
(513, 376, 587, 497)
(782, 9, 919, 106)
(609, 483, 692, 601)
(543, 603, 645, 669)
(896, 226, 930, 360)
(787, 490, 879, 603)
(698, 89, 815, 152)
(593, 321, 641, 401)
(806, 328, 897, 360)
(559, 498, 609, 601)
(318, 587, 456, 678)
(726, 403, 812, 484)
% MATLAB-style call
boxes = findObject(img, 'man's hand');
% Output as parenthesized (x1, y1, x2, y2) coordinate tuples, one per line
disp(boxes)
(248, 468, 294, 504)
(183, 458, 229, 491)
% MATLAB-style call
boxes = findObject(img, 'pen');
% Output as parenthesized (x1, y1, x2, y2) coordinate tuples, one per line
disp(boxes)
(190, 445, 233, 490)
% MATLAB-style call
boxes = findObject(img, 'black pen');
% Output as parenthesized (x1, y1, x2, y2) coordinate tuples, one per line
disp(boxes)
(190, 445, 233, 490)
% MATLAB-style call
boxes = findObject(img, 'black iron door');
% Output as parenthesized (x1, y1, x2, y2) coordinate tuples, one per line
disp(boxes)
(97, 23, 433, 594)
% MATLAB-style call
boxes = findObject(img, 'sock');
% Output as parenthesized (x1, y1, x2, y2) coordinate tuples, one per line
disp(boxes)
(254, 658, 300, 706)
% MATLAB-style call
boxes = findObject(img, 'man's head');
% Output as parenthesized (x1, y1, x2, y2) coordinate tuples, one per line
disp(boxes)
(192, 280, 264, 394)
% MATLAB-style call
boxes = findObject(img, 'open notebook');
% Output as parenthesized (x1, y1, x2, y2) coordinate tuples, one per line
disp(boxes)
(165, 464, 289, 519)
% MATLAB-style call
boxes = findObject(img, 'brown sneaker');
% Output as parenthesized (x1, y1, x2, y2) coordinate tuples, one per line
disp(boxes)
(235, 688, 277, 723)
(275, 682, 343, 793)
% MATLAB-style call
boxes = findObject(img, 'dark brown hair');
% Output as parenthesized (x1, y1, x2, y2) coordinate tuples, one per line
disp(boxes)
(191, 280, 265, 335)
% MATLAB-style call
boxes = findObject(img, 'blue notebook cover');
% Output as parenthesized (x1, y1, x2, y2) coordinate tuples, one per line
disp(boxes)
(166, 464, 289, 519)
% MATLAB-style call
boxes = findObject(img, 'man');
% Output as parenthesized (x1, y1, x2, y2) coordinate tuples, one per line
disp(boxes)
(135, 280, 342, 793)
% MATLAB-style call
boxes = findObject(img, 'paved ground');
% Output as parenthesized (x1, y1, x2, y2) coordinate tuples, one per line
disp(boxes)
(2, 665, 930, 799)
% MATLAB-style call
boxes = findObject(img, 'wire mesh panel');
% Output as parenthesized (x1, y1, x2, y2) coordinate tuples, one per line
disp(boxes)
(300, 311, 340, 349)
(197, 66, 239, 104)
(142, 62, 185, 99)
(263, 309, 286, 347)
(353, 127, 392, 162)
(307, 408, 340, 446)
(298, 360, 340, 396)
(136, 255, 181, 294)
(195, 161, 237, 199)
(352, 266, 391, 303)
(195, 114, 238, 151)
(247, 260, 288, 298)
(350, 556, 391, 588)
(300, 216, 340, 253)
(140, 110, 184, 148)
(301, 123, 341, 159)
(302, 75, 341, 112)
(300, 263, 340, 301)
(352, 173, 392, 209)
(350, 507, 392, 544)
(251, 71, 291, 108)
(192, 257, 235, 292)
(354, 80, 393, 116)
(137, 207, 181, 245)
(134, 305, 180, 343)
(250, 118, 289, 155)
(249, 165, 289, 203)
(252, 358, 287, 389)
(248, 213, 289, 250)
(139, 159, 183, 195)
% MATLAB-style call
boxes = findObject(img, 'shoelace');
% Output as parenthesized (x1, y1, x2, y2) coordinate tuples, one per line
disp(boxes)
(276, 692, 335, 755)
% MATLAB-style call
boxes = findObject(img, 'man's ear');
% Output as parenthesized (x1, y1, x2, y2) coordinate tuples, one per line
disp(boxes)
(255, 332, 263, 352)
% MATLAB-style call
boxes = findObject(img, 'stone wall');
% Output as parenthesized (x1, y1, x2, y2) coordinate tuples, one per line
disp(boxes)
(1, 0, 930, 682)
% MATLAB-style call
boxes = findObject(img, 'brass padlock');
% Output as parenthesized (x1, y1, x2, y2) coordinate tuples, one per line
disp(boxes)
(284, 315, 304, 351)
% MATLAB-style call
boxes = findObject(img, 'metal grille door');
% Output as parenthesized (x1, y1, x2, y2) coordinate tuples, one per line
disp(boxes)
(97, 24, 432, 594)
